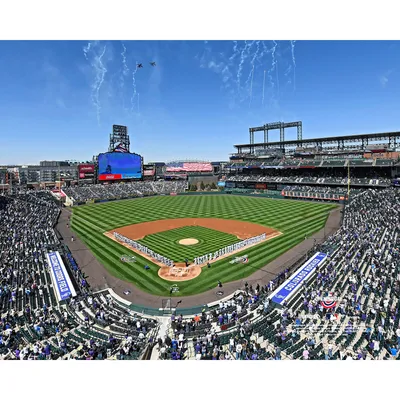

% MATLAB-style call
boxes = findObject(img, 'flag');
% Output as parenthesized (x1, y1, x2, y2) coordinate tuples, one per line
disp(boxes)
(166, 162, 212, 172)
(114, 143, 128, 153)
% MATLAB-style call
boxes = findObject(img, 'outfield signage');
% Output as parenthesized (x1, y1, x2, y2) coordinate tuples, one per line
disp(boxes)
(269, 252, 327, 306)
(46, 251, 77, 302)
(114, 232, 174, 267)
(194, 233, 266, 265)
(99, 174, 122, 180)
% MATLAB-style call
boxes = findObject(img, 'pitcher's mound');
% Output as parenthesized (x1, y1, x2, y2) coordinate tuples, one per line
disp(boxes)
(179, 238, 199, 245)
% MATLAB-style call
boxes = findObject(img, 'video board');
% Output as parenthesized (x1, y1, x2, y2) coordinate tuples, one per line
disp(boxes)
(98, 152, 142, 181)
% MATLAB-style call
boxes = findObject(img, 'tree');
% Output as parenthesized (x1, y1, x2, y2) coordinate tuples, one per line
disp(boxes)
(200, 181, 206, 191)
(190, 183, 197, 191)
(210, 182, 217, 190)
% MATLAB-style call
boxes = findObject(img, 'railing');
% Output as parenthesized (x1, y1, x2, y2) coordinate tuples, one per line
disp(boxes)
(141, 323, 160, 360)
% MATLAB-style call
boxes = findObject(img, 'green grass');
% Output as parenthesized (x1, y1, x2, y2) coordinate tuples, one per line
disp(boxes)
(138, 225, 241, 262)
(71, 195, 336, 297)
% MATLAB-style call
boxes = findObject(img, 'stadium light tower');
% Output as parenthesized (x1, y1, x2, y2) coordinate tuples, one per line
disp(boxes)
(109, 125, 130, 153)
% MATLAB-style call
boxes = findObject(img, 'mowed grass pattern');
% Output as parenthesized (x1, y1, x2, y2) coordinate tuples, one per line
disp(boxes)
(138, 226, 241, 262)
(71, 195, 336, 296)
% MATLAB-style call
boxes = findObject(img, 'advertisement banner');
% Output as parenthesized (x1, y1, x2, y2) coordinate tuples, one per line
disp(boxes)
(79, 165, 95, 174)
(99, 174, 122, 181)
(269, 252, 327, 306)
(255, 183, 267, 189)
(217, 181, 226, 187)
(46, 251, 77, 302)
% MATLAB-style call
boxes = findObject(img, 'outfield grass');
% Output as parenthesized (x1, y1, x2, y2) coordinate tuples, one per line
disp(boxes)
(71, 195, 336, 297)
(138, 226, 240, 262)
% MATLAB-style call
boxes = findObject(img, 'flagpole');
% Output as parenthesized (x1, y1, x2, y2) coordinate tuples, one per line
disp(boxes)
(347, 162, 350, 199)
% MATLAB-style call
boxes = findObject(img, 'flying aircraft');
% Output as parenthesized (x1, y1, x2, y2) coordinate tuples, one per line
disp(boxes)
(150, 62, 156, 66)
(137, 63, 143, 68)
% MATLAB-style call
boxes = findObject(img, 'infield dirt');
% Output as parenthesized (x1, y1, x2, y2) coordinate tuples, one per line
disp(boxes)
(178, 238, 199, 245)
(104, 218, 281, 282)
(111, 218, 276, 240)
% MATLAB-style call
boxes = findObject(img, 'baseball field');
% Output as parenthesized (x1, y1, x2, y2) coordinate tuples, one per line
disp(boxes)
(70, 195, 336, 296)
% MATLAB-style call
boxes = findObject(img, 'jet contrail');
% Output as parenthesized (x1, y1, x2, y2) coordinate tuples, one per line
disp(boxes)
(83, 42, 91, 60)
(276, 59, 280, 98)
(120, 43, 130, 110)
(262, 70, 266, 106)
(252, 40, 260, 65)
(290, 40, 296, 91)
(256, 41, 268, 66)
(266, 42, 276, 94)
(121, 43, 129, 77)
(130, 63, 139, 112)
(91, 45, 107, 126)
(137, 92, 140, 114)
(229, 40, 239, 63)
(271, 41, 279, 98)
(245, 40, 260, 92)
(249, 64, 255, 108)
(236, 40, 252, 91)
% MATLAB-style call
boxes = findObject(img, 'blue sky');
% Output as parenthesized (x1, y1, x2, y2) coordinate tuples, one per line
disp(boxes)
(0, 40, 399, 165)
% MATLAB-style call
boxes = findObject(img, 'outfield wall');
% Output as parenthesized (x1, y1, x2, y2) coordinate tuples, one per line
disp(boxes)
(188, 175, 218, 186)
(180, 190, 284, 199)
(71, 190, 343, 207)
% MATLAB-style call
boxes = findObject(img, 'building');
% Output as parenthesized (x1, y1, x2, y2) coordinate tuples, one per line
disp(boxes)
(39, 161, 79, 184)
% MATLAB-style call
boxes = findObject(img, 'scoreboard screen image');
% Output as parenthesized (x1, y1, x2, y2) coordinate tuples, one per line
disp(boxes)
(98, 152, 142, 181)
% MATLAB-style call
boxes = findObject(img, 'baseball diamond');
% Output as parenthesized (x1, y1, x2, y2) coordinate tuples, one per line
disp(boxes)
(70, 195, 336, 296)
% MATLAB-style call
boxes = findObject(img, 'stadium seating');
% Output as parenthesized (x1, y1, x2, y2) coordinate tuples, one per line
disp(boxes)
(322, 160, 346, 167)
(298, 160, 323, 167)
(348, 159, 374, 166)
(375, 159, 394, 166)
(0, 191, 159, 360)
(3, 184, 400, 361)
(154, 188, 400, 360)
(279, 159, 300, 167)
(63, 181, 187, 203)
(225, 171, 392, 188)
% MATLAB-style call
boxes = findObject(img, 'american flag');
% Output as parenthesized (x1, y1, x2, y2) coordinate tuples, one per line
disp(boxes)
(114, 144, 128, 153)
(166, 162, 212, 172)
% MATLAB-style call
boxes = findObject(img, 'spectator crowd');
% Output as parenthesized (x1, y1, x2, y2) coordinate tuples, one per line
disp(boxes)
(225, 172, 391, 187)
(155, 188, 400, 360)
(0, 191, 158, 360)
(63, 181, 187, 203)
(2, 184, 400, 361)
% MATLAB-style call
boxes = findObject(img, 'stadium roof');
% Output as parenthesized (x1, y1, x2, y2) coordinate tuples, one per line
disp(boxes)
(234, 130, 400, 151)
